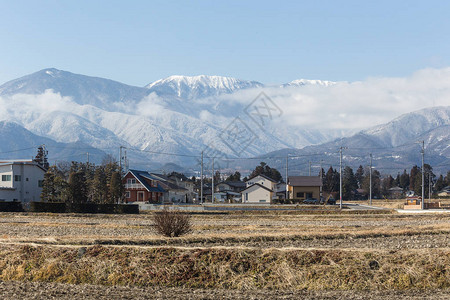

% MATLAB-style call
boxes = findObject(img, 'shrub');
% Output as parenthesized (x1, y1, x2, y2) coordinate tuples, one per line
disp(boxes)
(153, 209, 192, 237)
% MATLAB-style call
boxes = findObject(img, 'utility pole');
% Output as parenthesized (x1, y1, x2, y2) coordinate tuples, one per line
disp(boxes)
(309, 161, 312, 176)
(421, 141, 425, 210)
(119, 146, 123, 176)
(369, 153, 372, 206)
(320, 159, 323, 199)
(339, 147, 347, 209)
(285, 155, 289, 200)
(124, 149, 128, 172)
(211, 157, 215, 203)
(200, 151, 204, 205)
(86, 152, 90, 164)
(429, 172, 431, 201)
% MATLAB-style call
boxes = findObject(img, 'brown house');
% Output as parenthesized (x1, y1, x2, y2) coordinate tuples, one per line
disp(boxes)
(288, 176, 322, 200)
(123, 170, 165, 203)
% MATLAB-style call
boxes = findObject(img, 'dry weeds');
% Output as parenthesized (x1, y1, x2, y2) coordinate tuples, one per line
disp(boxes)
(0, 211, 449, 295)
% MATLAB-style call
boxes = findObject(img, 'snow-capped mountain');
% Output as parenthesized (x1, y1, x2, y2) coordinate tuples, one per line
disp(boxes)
(363, 106, 450, 147)
(0, 68, 345, 168)
(257, 106, 450, 175)
(0, 68, 448, 174)
(0, 68, 149, 109)
(0, 121, 108, 163)
(145, 75, 263, 100)
(282, 79, 337, 87)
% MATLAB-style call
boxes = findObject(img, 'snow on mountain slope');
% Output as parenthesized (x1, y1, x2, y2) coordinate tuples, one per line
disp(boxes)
(256, 106, 450, 175)
(363, 106, 450, 147)
(6, 68, 448, 171)
(25, 110, 127, 148)
(145, 75, 263, 99)
(282, 79, 338, 87)
(0, 68, 149, 109)
(0, 121, 107, 163)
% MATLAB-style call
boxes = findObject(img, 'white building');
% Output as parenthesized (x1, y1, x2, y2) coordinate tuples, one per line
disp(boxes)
(0, 161, 46, 203)
(241, 175, 277, 203)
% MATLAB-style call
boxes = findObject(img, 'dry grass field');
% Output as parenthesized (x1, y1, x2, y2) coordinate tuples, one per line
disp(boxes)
(348, 198, 450, 209)
(0, 209, 449, 299)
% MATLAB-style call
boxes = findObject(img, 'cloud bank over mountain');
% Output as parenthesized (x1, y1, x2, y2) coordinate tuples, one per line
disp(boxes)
(0, 67, 449, 169)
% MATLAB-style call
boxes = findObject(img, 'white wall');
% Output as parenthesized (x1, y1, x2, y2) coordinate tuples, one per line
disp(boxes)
(0, 163, 45, 203)
(245, 175, 275, 190)
(242, 185, 273, 203)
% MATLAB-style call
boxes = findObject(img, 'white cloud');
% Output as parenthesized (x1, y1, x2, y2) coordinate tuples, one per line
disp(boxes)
(0, 89, 77, 124)
(134, 92, 168, 117)
(211, 67, 450, 131)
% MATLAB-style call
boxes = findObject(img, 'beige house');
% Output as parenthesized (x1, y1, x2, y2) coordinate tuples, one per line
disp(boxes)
(241, 183, 274, 203)
(288, 176, 322, 200)
(241, 174, 277, 203)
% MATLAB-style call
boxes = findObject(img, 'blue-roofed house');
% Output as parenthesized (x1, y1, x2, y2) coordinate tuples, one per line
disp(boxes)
(123, 170, 166, 203)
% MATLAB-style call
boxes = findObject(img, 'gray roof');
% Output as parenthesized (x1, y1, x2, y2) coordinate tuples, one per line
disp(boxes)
(288, 176, 322, 187)
(218, 181, 246, 188)
(241, 183, 273, 193)
(246, 174, 277, 183)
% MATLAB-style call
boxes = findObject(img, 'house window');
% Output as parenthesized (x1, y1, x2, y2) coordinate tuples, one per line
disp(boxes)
(125, 191, 130, 198)
(127, 178, 136, 184)
(14, 175, 21, 182)
(38, 180, 43, 187)
(1, 175, 11, 181)
(259, 199, 266, 203)
(245, 193, 248, 202)
(296, 192, 304, 198)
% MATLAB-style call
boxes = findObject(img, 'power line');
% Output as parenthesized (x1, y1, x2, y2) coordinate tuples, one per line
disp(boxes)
(0, 146, 39, 154)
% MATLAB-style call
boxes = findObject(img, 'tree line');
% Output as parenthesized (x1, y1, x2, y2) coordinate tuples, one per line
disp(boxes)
(322, 164, 450, 200)
(40, 156, 124, 204)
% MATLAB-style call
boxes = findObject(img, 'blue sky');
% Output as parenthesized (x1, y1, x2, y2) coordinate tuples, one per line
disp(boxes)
(1, 0, 450, 86)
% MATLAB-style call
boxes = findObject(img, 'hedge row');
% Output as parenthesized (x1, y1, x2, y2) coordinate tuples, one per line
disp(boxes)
(29, 202, 139, 214)
(0, 201, 24, 212)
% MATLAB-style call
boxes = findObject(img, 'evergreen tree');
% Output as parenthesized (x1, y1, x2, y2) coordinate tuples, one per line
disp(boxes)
(33, 146, 49, 170)
(394, 173, 400, 187)
(362, 169, 381, 198)
(355, 165, 365, 188)
(109, 171, 123, 204)
(342, 166, 358, 200)
(249, 162, 283, 182)
(40, 165, 68, 202)
(435, 174, 445, 193)
(226, 171, 241, 182)
(41, 167, 56, 202)
(412, 164, 435, 198)
(92, 166, 107, 204)
(323, 166, 339, 193)
(68, 170, 88, 204)
(410, 165, 419, 192)
(399, 170, 410, 190)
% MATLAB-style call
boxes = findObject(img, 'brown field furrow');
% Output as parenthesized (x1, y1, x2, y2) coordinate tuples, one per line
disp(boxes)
(0, 210, 448, 297)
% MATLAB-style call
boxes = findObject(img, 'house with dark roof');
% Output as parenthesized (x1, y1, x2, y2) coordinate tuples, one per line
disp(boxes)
(167, 173, 195, 202)
(216, 181, 246, 193)
(123, 170, 166, 203)
(288, 176, 322, 200)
